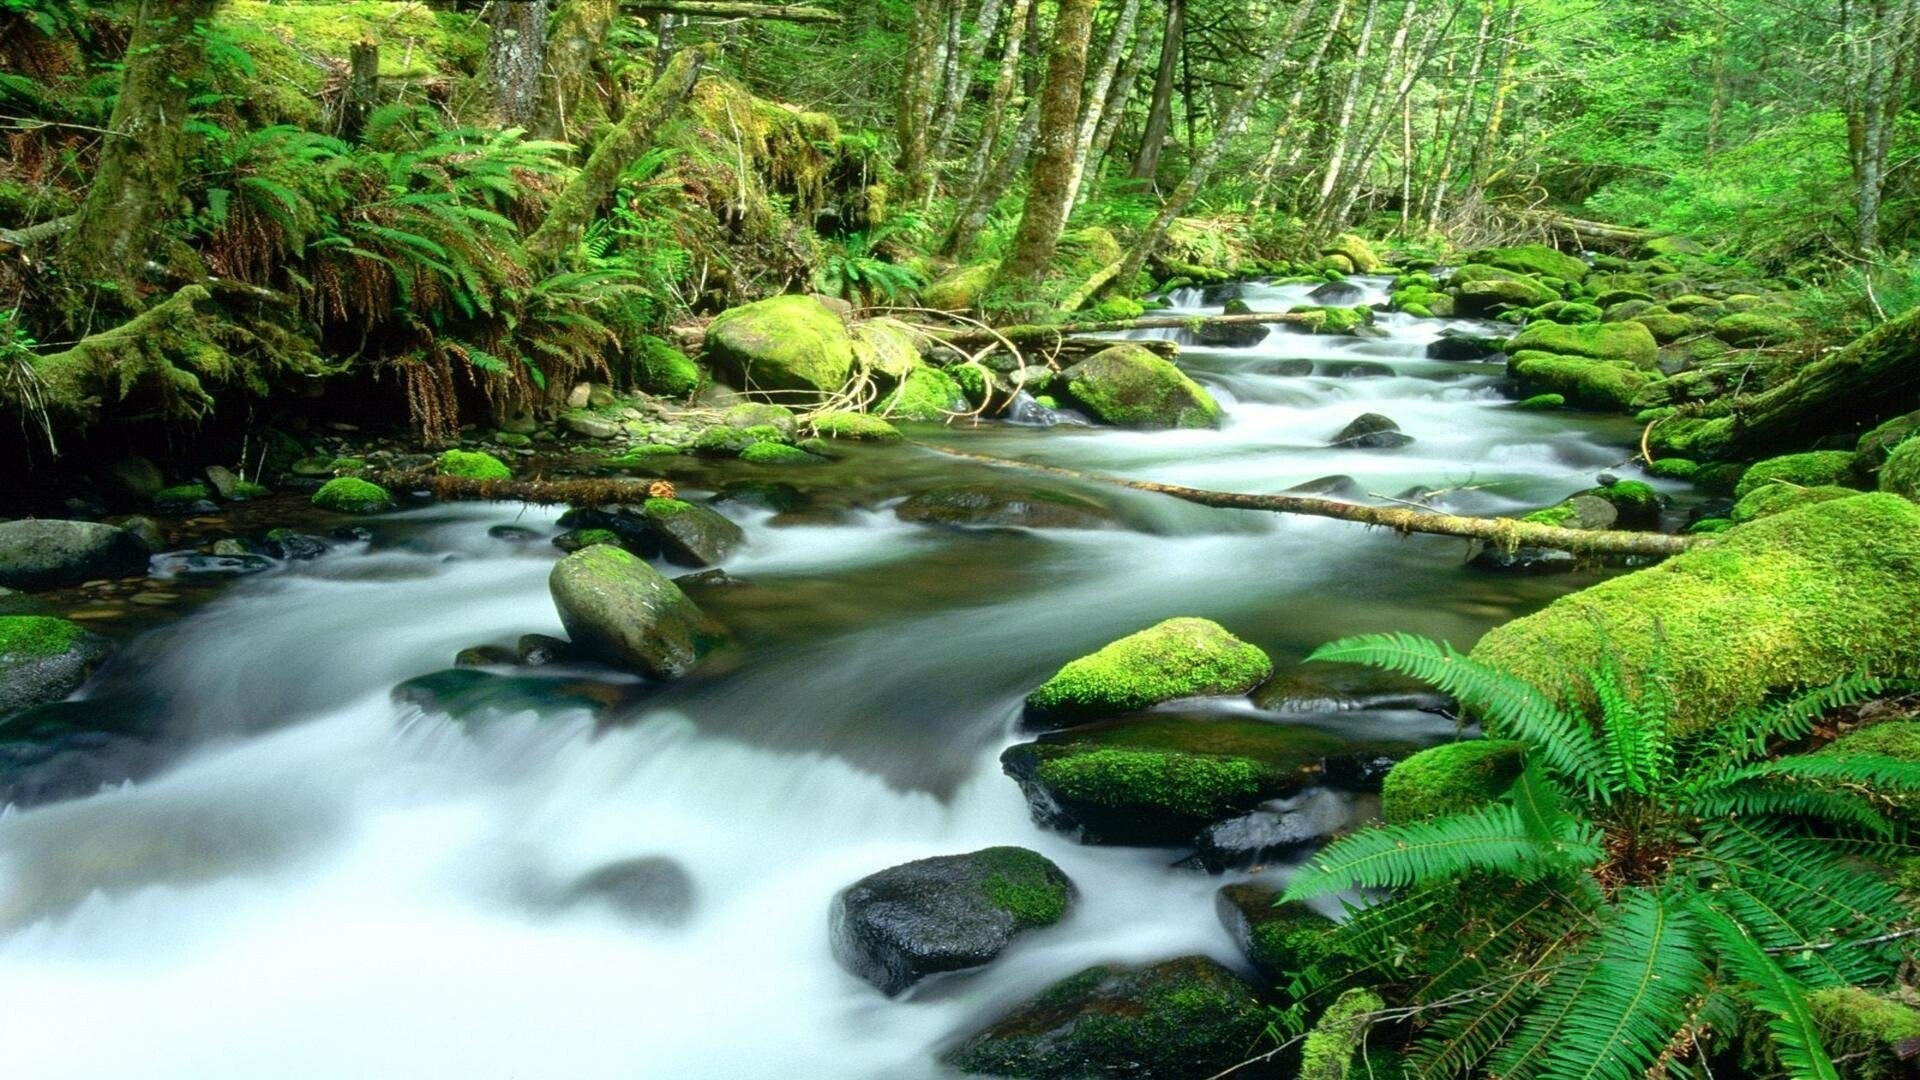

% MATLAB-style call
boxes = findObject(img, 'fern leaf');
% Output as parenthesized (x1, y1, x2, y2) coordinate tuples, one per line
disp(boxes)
(1538, 888, 1707, 1080)
(1693, 903, 1839, 1080)
(1282, 803, 1599, 901)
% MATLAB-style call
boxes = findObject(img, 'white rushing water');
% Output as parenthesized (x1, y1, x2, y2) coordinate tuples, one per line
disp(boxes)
(0, 278, 1671, 1078)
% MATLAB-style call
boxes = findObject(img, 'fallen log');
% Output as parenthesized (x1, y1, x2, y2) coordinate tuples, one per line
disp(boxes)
(931, 311, 1325, 349)
(621, 1, 841, 21)
(918, 446, 1707, 557)
(370, 470, 667, 506)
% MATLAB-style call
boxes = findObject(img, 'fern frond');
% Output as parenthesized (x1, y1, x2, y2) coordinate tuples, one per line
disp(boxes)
(1538, 888, 1706, 1080)
(1693, 903, 1839, 1080)
(1283, 803, 1600, 901)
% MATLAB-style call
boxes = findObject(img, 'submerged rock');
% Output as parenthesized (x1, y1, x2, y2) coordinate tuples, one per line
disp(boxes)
(1024, 617, 1272, 726)
(1427, 328, 1506, 362)
(0, 519, 150, 590)
(561, 856, 695, 925)
(1001, 716, 1343, 845)
(641, 498, 745, 567)
(548, 545, 730, 679)
(944, 956, 1267, 1079)
(830, 846, 1074, 996)
(1308, 280, 1367, 305)
(1329, 412, 1413, 449)
(0, 616, 111, 720)
(703, 294, 855, 398)
(1059, 344, 1222, 429)
(895, 483, 1113, 531)
(1468, 545, 1578, 574)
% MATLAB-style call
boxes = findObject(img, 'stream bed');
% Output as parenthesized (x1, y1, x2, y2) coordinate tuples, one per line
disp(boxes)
(0, 278, 1678, 1077)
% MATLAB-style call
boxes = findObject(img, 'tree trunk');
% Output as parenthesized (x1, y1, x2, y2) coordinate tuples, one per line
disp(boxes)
(1325, 0, 1456, 232)
(342, 38, 379, 142)
(488, 0, 550, 128)
(940, 103, 1041, 257)
(1462, 0, 1518, 199)
(1063, 0, 1146, 207)
(525, 45, 709, 267)
(993, 0, 1099, 285)
(1129, 0, 1182, 180)
(1420, 0, 1490, 229)
(931, 0, 1008, 162)
(535, 0, 618, 143)
(1838, 0, 1920, 254)
(621, 1, 842, 20)
(897, 0, 945, 204)
(1309, 0, 1383, 213)
(1249, 0, 1352, 213)
(951, 0, 1033, 198)
(1082, 15, 1152, 200)
(60, 0, 221, 304)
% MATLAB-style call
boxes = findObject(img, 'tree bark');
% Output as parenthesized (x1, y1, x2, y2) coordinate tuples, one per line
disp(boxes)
(60, 0, 221, 304)
(930, 0, 1008, 162)
(525, 45, 709, 266)
(951, 0, 1033, 199)
(342, 38, 379, 142)
(1062, 0, 1146, 206)
(993, 0, 1100, 285)
(897, 0, 946, 203)
(487, 0, 550, 128)
(1083, 16, 1152, 194)
(940, 103, 1041, 257)
(535, 0, 618, 143)
(1129, 0, 1181, 180)
(1249, 0, 1352, 213)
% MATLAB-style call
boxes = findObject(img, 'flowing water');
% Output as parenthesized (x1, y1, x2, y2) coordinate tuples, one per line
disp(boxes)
(0, 279, 1679, 1078)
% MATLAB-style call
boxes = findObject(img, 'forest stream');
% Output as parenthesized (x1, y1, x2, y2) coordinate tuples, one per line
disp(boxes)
(0, 279, 1682, 1077)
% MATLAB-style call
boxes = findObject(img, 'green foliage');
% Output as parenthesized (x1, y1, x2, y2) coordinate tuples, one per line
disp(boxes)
(1287, 632, 1918, 1078)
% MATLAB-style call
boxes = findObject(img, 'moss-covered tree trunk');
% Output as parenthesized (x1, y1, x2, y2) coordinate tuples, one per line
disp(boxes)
(896, 0, 945, 205)
(535, 0, 617, 143)
(59, 0, 220, 306)
(994, 0, 1099, 285)
(487, 0, 550, 128)
(1062, 0, 1146, 208)
(1129, 0, 1181, 181)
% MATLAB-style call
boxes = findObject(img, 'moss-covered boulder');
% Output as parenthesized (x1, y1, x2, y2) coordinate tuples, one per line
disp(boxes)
(1287, 304, 1374, 336)
(311, 477, 394, 514)
(1819, 721, 1920, 821)
(1508, 352, 1656, 411)
(1531, 300, 1602, 324)
(703, 294, 855, 397)
(0, 520, 151, 591)
(850, 317, 925, 384)
(878, 365, 967, 421)
(943, 956, 1268, 1079)
(1728, 483, 1864, 523)
(1060, 344, 1222, 429)
(1380, 739, 1526, 823)
(1468, 243, 1588, 282)
(922, 263, 997, 311)
(830, 846, 1074, 996)
(1508, 320, 1658, 369)
(1732, 451, 1864, 500)
(0, 616, 112, 720)
(1001, 716, 1344, 844)
(807, 411, 902, 440)
(896, 483, 1113, 530)
(1472, 494, 1920, 734)
(548, 544, 729, 678)
(1878, 438, 1920, 500)
(633, 336, 705, 397)
(1632, 311, 1699, 343)
(1856, 410, 1920, 472)
(1321, 233, 1383, 273)
(738, 441, 823, 465)
(1300, 989, 1385, 1080)
(1215, 882, 1347, 984)
(1455, 276, 1559, 315)
(436, 449, 511, 481)
(1024, 618, 1273, 726)
(640, 497, 745, 568)
(1713, 312, 1798, 346)
(1804, 987, 1920, 1078)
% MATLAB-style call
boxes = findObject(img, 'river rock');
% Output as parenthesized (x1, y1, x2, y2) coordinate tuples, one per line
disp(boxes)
(1024, 617, 1272, 726)
(1195, 299, 1269, 347)
(1001, 716, 1344, 844)
(562, 856, 695, 925)
(703, 294, 855, 398)
(1286, 474, 1364, 499)
(1468, 545, 1578, 574)
(0, 519, 151, 590)
(516, 633, 573, 666)
(1216, 882, 1345, 984)
(0, 616, 112, 720)
(455, 645, 517, 667)
(641, 498, 745, 567)
(1509, 319, 1659, 369)
(895, 483, 1113, 531)
(1427, 328, 1506, 361)
(1308, 280, 1367, 305)
(943, 956, 1267, 1079)
(1330, 412, 1413, 449)
(0, 698, 165, 811)
(1189, 787, 1355, 872)
(1059, 344, 1222, 429)
(830, 846, 1075, 996)
(549, 545, 730, 679)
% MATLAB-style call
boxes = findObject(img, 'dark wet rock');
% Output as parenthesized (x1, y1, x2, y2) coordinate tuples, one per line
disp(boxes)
(641, 498, 746, 567)
(100, 456, 165, 502)
(1469, 545, 1578, 574)
(0, 697, 165, 810)
(487, 524, 542, 544)
(551, 528, 622, 554)
(562, 856, 695, 925)
(711, 481, 806, 513)
(555, 506, 662, 556)
(1325, 360, 1396, 379)
(1196, 302, 1270, 347)
(1426, 328, 1507, 362)
(1309, 280, 1367, 305)
(675, 568, 749, 589)
(1199, 282, 1243, 305)
(455, 645, 517, 667)
(1688, 497, 1737, 525)
(1251, 358, 1316, 377)
(517, 633, 573, 666)
(0, 519, 151, 590)
(1216, 882, 1346, 984)
(1286, 474, 1364, 499)
(390, 668, 620, 720)
(549, 545, 729, 679)
(0, 617, 112, 721)
(1001, 717, 1343, 845)
(1188, 788, 1355, 872)
(831, 846, 1075, 996)
(114, 515, 165, 555)
(1330, 412, 1413, 449)
(944, 956, 1267, 1079)
(1322, 743, 1421, 791)
(151, 551, 276, 578)
(895, 484, 1113, 531)
(264, 530, 330, 561)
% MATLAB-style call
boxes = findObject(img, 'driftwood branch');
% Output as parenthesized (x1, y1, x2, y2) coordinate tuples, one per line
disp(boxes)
(919, 446, 1707, 557)
(621, 1, 842, 21)
(372, 471, 665, 505)
(0, 215, 74, 249)
(931, 311, 1326, 348)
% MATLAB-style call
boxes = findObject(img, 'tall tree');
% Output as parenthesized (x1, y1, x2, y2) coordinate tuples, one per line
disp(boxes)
(1129, 0, 1182, 180)
(1063, 0, 1147, 206)
(995, 0, 1100, 284)
(1838, 0, 1920, 253)
(897, 0, 947, 203)
(930, 0, 1010, 162)
(487, 0, 550, 128)
(952, 0, 1034, 200)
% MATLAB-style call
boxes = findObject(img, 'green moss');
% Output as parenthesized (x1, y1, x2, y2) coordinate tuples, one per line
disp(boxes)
(0, 615, 85, 659)
(1467, 243, 1588, 282)
(153, 482, 211, 507)
(606, 444, 682, 465)
(1287, 304, 1373, 335)
(1645, 457, 1700, 479)
(643, 497, 694, 518)
(1517, 393, 1566, 410)
(1083, 296, 1145, 321)
(878, 365, 966, 421)
(1733, 451, 1862, 500)
(1322, 234, 1383, 273)
(1856, 410, 1920, 470)
(1730, 482, 1858, 523)
(739, 441, 821, 465)
(809, 411, 902, 440)
(230, 480, 271, 500)
(1632, 312, 1698, 343)
(703, 294, 854, 396)
(1299, 988, 1385, 1080)
(311, 477, 393, 513)
(1380, 740, 1526, 823)
(948, 363, 989, 403)
(1036, 749, 1265, 818)
(567, 528, 620, 549)
(1507, 352, 1655, 412)
(1456, 276, 1559, 313)
(974, 847, 1073, 928)
(634, 336, 705, 397)
(1805, 988, 1920, 1079)
(435, 449, 512, 481)
(1687, 516, 1734, 534)
(921, 263, 998, 310)
(1531, 301, 1602, 324)
(1026, 617, 1272, 722)
(1521, 503, 1578, 526)
(1714, 311, 1798, 346)
(1878, 438, 1920, 499)
(327, 456, 366, 472)
(1062, 344, 1222, 429)
(1508, 320, 1658, 368)
(1472, 493, 1920, 734)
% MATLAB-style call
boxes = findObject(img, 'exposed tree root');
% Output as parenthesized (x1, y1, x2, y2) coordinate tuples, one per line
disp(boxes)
(928, 310, 1329, 348)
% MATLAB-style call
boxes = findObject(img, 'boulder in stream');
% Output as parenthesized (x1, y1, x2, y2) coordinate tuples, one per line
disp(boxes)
(1216, 882, 1349, 985)
(703, 294, 855, 398)
(830, 846, 1074, 996)
(0, 519, 151, 590)
(1188, 787, 1357, 872)
(895, 483, 1113, 531)
(562, 856, 696, 925)
(1329, 412, 1413, 449)
(0, 616, 111, 720)
(1308, 279, 1367, 305)
(549, 545, 730, 679)
(943, 956, 1267, 1079)
(1024, 617, 1272, 726)
(1427, 328, 1507, 362)
(1058, 344, 1222, 429)
(640, 498, 745, 567)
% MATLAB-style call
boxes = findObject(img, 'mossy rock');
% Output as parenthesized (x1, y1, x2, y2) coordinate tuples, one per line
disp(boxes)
(1878, 438, 1920, 500)
(435, 449, 511, 481)
(311, 477, 394, 514)
(548, 545, 729, 679)
(1730, 483, 1862, 523)
(850, 318, 924, 384)
(943, 956, 1268, 1080)
(1507, 352, 1655, 412)
(0, 519, 152, 590)
(633, 336, 705, 397)
(1215, 882, 1349, 984)
(1455, 276, 1559, 315)
(1819, 721, 1920, 820)
(1803, 988, 1920, 1079)
(808, 411, 902, 440)
(1380, 739, 1525, 823)
(895, 483, 1113, 531)
(1645, 457, 1699, 479)
(1517, 393, 1566, 410)
(1024, 617, 1273, 726)
(0, 615, 112, 721)
(153, 482, 214, 510)
(1732, 450, 1864, 500)
(1581, 480, 1662, 529)
(922, 263, 998, 311)
(1060, 344, 1222, 429)
(1631, 312, 1699, 343)
(1320, 233, 1383, 273)
(878, 365, 967, 421)
(829, 846, 1075, 996)
(1508, 320, 1658, 369)
(1530, 301, 1602, 325)
(1713, 311, 1798, 346)
(1000, 716, 1345, 844)
(1083, 296, 1145, 321)
(1471, 494, 1920, 734)
(738, 441, 823, 465)
(1287, 304, 1374, 336)
(1467, 243, 1588, 282)
(641, 497, 745, 568)
(703, 294, 855, 398)
(1855, 409, 1920, 471)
